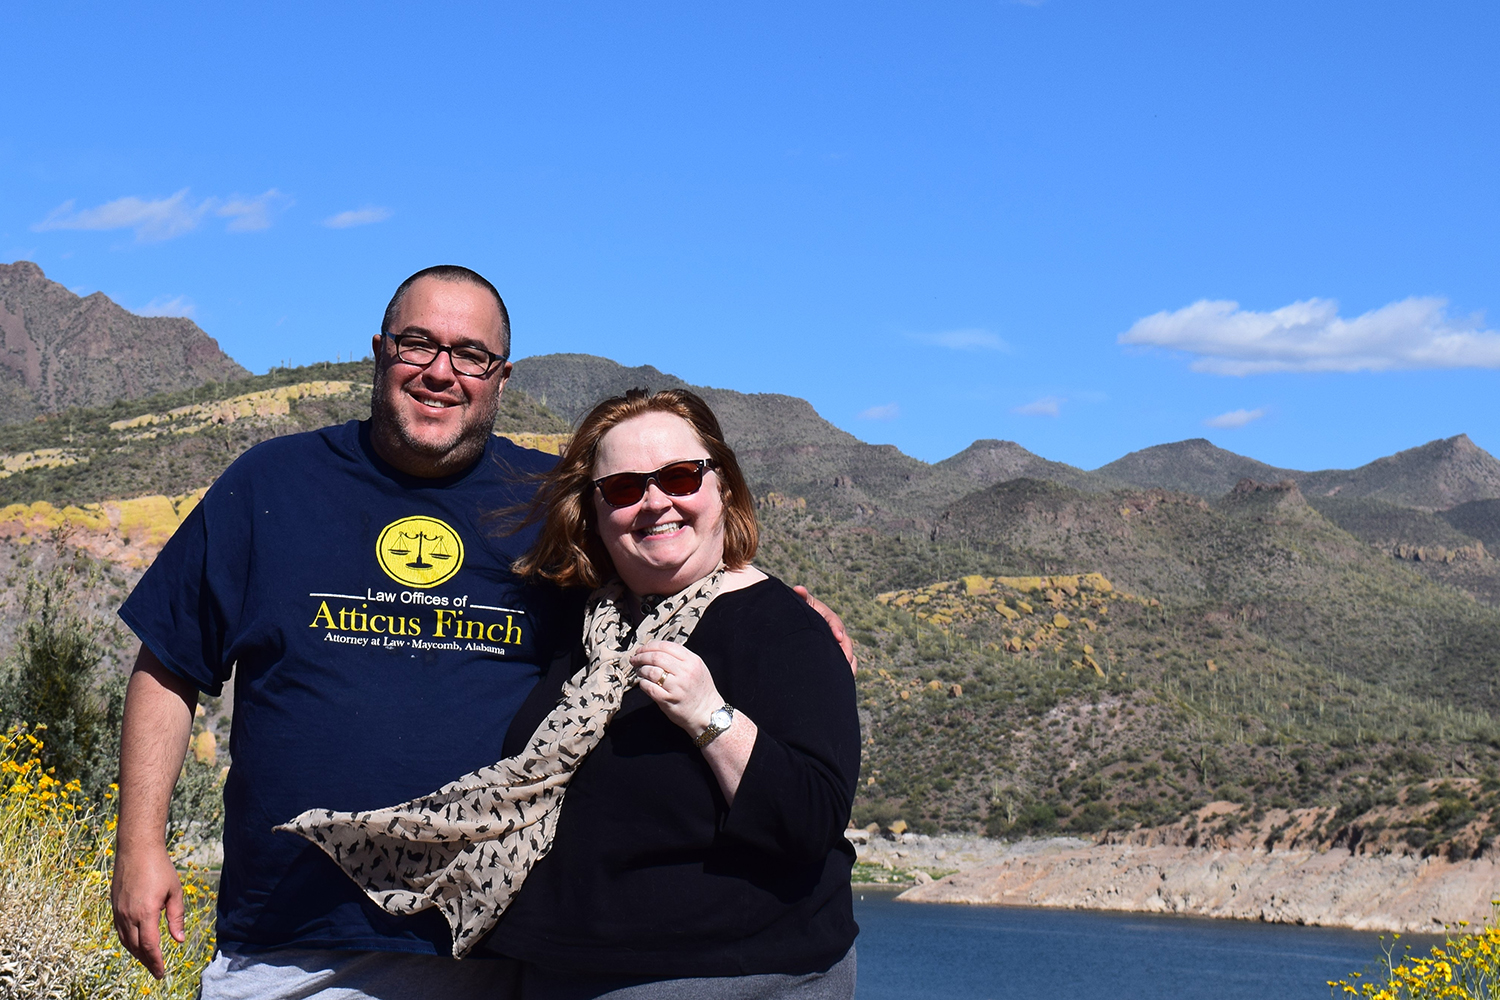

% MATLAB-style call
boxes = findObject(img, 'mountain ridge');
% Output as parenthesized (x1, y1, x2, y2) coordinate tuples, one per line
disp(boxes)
(0, 266, 1490, 524)
(1096, 438, 1299, 497)
(0, 261, 248, 424)
(1098, 433, 1500, 512)
(1298, 434, 1500, 510)
(0, 264, 1491, 516)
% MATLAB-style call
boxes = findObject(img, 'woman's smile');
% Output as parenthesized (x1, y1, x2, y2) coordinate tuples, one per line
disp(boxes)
(592, 411, 726, 596)
(636, 520, 686, 540)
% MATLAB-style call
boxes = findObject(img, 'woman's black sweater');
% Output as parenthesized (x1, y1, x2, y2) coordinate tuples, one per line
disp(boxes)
(486, 577, 860, 977)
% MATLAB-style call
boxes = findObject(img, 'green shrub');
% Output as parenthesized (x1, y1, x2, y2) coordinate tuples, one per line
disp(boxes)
(1070, 800, 1116, 832)
(0, 560, 124, 802)
(995, 803, 1056, 837)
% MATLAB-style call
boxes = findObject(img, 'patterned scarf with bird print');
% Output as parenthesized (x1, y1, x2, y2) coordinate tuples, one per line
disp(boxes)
(277, 565, 727, 958)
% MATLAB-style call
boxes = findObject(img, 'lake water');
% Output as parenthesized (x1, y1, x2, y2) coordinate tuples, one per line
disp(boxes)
(853, 889, 1434, 1000)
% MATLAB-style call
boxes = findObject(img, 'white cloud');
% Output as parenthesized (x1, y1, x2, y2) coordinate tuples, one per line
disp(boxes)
(1014, 395, 1063, 417)
(33, 187, 289, 241)
(1120, 297, 1500, 375)
(134, 295, 197, 319)
(911, 328, 1008, 351)
(218, 189, 291, 232)
(858, 402, 900, 420)
(34, 189, 209, 242)
(323, 206, 393, 229)
(1204, 407, 1265, 429)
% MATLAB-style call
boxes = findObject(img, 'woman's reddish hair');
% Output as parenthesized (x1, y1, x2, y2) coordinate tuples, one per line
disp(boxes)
(512, 388, 758, 589)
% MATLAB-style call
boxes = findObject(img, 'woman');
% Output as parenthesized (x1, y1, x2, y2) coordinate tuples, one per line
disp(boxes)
(493, 387, 859, 996)
(282, 388, 859, 998)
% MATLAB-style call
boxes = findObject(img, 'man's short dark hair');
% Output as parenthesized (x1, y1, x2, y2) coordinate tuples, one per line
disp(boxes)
(381, 265, 511, 356)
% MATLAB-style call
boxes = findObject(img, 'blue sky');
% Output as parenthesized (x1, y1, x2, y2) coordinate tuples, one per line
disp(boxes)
(4, 2, 1498, 472)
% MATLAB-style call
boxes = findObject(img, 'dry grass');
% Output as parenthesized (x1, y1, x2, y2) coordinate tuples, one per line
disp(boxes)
(0, 726, 214, 999)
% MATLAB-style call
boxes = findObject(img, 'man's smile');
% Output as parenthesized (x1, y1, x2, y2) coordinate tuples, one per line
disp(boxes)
(407, 387, 463, 411)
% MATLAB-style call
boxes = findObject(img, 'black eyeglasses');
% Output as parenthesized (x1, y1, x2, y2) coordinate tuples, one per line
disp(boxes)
(382, 331, 508, 378)
(593, 459, 718, 508)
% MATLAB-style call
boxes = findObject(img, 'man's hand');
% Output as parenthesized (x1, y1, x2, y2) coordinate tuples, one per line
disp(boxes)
(111, 843, 185, 980)
(793, 586, 858, 675)
(111, 646, 196, 979)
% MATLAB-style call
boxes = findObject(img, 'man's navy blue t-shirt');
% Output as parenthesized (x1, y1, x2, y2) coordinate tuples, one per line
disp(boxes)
(120, 420, 572, 955)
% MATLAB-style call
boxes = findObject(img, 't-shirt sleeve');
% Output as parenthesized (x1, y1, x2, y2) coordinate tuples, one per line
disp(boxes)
(718, 616, 860, 864)
(117, 476, 250, 697)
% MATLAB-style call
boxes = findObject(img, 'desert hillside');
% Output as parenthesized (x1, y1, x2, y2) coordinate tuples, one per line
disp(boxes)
(0, 314, 1497, 869)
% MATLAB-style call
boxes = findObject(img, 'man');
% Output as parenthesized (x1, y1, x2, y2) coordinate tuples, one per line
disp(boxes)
(111, 265, 854, 997)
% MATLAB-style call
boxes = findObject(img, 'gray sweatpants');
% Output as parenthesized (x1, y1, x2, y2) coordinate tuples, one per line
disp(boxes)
(199, 947, 520, 999)
(198, 946, 856, 1000)
(514, 948, 856, 1000)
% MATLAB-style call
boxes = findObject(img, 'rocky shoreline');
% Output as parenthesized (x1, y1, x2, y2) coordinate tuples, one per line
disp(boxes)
(855, 832, 1500, 934)
(896, 838, 1499, 932)
(849, 793, 1500, 931)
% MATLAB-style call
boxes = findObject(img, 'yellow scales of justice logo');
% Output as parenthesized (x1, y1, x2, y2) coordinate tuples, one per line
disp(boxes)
(375, 516, 465, 588)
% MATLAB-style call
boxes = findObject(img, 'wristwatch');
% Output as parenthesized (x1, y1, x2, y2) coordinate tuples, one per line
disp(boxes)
(694, 705, 736, 748)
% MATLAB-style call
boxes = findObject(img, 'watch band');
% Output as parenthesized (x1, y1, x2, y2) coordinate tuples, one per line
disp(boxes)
(694, 704, 735, 748)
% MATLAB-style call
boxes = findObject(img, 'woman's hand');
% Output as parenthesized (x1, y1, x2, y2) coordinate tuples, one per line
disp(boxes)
(631, 639, 760, 805)
(631, 640, 722, 737)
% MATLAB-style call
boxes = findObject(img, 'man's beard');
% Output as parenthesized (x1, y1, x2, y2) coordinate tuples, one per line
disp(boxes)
(370, 365, 498, 474)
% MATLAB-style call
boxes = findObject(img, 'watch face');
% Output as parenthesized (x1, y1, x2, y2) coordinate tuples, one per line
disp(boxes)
(709, 709, 732, 730)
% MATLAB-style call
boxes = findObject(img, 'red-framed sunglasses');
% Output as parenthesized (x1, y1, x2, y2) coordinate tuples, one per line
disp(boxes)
(593, 459, 718, 508)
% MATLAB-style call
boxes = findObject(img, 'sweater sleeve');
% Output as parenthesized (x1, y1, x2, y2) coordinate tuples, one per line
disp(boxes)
(717, 617, 860, 864)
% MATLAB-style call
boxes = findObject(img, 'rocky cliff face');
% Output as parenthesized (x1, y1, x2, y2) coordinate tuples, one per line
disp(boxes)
(1215, 477, 1310, 519)
(0, 261, 248, 424)
(899, 838, 1500, 933)
(898, 787, 1500, 931)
